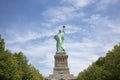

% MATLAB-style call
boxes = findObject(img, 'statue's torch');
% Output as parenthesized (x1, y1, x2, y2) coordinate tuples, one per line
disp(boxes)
(63, 25, 65, 29)
(63, 25, 65, 33)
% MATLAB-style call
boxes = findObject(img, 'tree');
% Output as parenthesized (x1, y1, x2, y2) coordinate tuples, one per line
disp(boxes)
(103, 44, 120, 80)
(77, 44, 120, 80)
(0, 34, 5, 51)
(0, 34, 43, 80)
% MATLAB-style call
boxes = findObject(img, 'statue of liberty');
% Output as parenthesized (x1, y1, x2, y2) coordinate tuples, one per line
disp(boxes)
(54, 26, 65, 53)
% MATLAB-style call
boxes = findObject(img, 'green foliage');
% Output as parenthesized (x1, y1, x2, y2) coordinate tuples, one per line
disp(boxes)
(0, 34, 5, 51)
(0, 34, 43, 80)
(77, 43, 120, 80)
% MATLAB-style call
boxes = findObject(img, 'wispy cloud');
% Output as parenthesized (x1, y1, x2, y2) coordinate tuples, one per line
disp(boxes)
(61, 0, 94, 8)
(96, 0, 120, 10)
(6, 24, 80, 44)
(60, 0, 120, 12)
(42, 6, 84, 24)
(83, 14, 120, 36)
(7, 31, 54, 44)
(65, 39, 105, 75)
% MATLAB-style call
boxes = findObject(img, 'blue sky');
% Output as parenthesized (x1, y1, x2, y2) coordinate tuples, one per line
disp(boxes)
(0, 0, 120, 76)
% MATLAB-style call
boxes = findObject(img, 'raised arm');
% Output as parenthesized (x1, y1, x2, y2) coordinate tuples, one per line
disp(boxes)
(62, 25, 65, 33)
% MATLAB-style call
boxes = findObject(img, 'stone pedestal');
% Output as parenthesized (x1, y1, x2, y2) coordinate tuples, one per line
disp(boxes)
(45, 52, 76, 80)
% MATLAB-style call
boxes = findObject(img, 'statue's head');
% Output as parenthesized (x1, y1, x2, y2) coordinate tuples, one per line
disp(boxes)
(59, 30, 61, 33)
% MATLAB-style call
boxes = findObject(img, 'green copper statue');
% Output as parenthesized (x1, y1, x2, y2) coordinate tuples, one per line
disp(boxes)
(54, 26, 65, 53)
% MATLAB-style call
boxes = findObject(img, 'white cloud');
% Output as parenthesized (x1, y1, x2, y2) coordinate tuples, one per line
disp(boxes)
(6, 29, 55, 44)
(82, 13, 120, 51)
(61, 0, 94, 8)
(42, 6, 84, 24)
(106, 21, 120, 34)
(42, 6, 73, 23)
(95, 0, 120, 10)
(64, 40, 103, 75)
(83, 14, 120, 36)
(65, 24, 82, 34)
(61, 0, 119, 12)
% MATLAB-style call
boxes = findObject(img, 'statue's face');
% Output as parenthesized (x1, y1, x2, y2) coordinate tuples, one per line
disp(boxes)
(59, 30, 61, 33)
